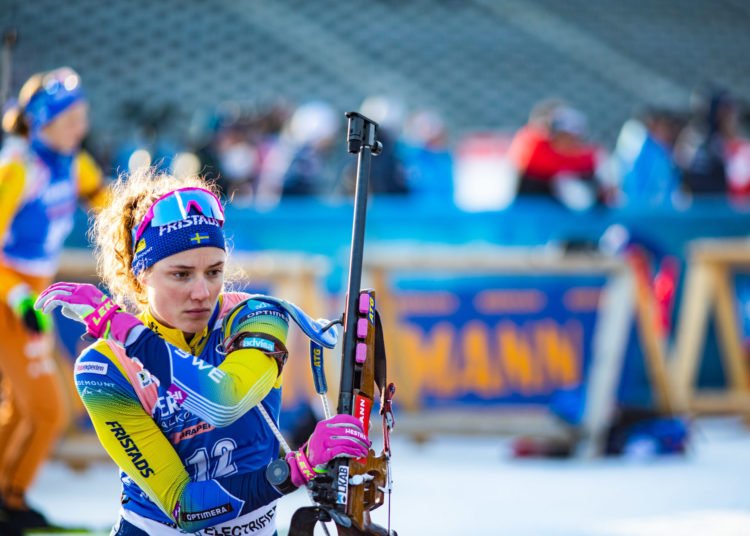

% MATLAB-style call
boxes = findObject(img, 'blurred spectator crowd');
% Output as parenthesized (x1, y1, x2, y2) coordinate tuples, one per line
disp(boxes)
(504, 87, 750, 211)
(100, 95, 454, 208)
(91, 87, 750, 211)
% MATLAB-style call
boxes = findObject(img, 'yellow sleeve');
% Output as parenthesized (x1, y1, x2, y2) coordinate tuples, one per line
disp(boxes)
(216, 347, 281, 400)
(0, 159, 26, 243)
(75, 343, 189, 518)
(75, 151, 109, 211)
(0, 160, 29, 303)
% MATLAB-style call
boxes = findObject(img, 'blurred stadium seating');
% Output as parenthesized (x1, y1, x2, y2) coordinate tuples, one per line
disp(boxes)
(4, 0, 749, 149)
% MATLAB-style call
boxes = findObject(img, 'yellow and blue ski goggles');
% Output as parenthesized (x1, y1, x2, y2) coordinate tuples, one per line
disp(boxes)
(132, 187, 225, 245)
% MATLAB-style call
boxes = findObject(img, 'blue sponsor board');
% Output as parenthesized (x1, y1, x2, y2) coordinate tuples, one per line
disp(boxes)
(388, 275, 604, 410)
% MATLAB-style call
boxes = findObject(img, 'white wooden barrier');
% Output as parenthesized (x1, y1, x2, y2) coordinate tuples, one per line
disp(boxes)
(670, 239, 750, 415)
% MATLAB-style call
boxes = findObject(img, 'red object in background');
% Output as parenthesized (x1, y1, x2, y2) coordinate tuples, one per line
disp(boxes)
(506, 125, 598, 181)
(627, 247, 680, 337)
(653, 257, 679, 334)
(511, 436, 574, 458)
(726, 138, 750, 201)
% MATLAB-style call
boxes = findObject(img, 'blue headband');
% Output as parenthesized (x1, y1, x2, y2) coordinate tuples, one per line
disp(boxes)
(24, 70, 86, 131)
(131, 215, 226, 275)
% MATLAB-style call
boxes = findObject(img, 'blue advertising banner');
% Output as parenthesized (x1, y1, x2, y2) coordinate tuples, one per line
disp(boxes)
(386, 275, 605, 410)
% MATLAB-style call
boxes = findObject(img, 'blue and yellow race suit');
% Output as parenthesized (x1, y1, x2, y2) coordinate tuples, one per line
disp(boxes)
(0, 135, 105, 506)
(74, 293, 285, 535)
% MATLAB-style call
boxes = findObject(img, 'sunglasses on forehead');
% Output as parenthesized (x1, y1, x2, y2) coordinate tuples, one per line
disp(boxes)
(132, 187, 225, 246)
(24, 68, 86, 127)
(42, 68, 82, 94)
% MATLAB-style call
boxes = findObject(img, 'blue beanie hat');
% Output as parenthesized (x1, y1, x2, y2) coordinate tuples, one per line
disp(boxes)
(24, 67, 86, 132)
(132, 215, 225, 275)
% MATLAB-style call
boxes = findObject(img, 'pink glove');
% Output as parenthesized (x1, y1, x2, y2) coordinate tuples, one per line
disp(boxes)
(285, 414, 370, 487)
(34, 282, 142, 343)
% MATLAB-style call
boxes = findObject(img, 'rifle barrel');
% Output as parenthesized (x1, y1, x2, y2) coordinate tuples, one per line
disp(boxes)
(337, 144, 373, 415)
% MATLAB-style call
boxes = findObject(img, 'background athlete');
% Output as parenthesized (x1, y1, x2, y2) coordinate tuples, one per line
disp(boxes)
(0, 66, 106, 532)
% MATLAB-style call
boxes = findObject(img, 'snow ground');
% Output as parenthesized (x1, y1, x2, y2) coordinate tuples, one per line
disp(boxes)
(28, 417, 750, 535)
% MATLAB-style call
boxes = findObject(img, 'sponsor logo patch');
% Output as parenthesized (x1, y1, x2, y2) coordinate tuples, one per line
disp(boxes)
(170, 347, 225, 384)
(239, 337, 275, 352)
(171, 421, 215, 444)
(368, 295, 376, 325)
(157, 215, 221, 236)
(136, 370, 153, 388)
(238, 309, 287, 323)
(76, 379, 116, 387)
(181, 503, 233, 522)
(336, 465, 349, 506)
(105, 421, 155, 478)
(75, 362, 108, 375)
(354, 393, 372, 435)
(202, 505, 276, 535)
(167, 384, 188, 403)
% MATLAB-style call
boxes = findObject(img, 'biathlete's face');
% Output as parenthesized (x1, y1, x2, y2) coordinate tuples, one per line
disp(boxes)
(140, 247, 226, 338)
(41, 101, 89, 154)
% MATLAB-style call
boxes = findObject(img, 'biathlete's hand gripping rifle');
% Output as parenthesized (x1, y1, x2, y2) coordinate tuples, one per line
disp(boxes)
(277, 113, 397, 535)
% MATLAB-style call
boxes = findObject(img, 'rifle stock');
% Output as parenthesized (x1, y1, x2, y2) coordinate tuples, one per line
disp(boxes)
(339, 290, 390, 535)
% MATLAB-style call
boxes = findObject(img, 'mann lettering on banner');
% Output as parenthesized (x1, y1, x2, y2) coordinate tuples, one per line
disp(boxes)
(388, 284, 601, 409)
(397, 320, 582, 402)
(105, 421, 155, 477)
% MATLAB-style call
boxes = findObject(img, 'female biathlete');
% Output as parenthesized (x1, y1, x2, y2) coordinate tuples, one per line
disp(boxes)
(35, 170, 369, 535)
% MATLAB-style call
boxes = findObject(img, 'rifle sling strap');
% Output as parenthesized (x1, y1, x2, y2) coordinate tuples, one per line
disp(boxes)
(374, 310, 396, 455)
(374, 310, 387, 396)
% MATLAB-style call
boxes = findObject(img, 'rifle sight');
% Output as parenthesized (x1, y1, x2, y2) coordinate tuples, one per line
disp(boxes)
(345, 111, 382, 155)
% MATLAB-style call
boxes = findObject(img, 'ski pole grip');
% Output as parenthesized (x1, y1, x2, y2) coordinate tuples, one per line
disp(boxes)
(310, 341, 327, 395)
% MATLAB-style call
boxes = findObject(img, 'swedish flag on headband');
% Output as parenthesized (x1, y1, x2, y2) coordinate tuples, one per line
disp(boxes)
(131, 217, 225, 275)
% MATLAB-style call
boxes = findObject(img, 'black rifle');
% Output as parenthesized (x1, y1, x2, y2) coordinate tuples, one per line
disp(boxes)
(286, 112, 396, 535)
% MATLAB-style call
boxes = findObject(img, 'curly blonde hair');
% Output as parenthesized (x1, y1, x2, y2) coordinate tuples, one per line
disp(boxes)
(89, 168, 223, 311)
